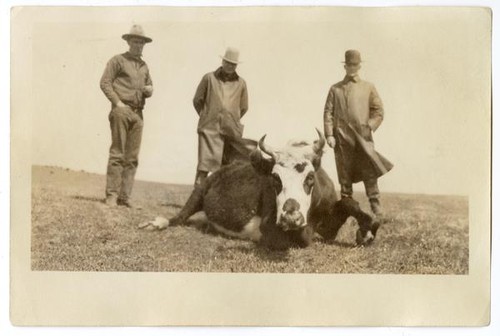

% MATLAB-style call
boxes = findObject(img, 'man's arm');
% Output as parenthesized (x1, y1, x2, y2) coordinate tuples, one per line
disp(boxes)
(145, 69, 153, 86)
(193, 74, 209, 115)
(240, 81, 249, 118)
(367, 85, 384, 132)
(323, 87, 335, 137)
(100, 56, 122, 106)
(323, 87, 337, 148)
(142, 67, 154, 98)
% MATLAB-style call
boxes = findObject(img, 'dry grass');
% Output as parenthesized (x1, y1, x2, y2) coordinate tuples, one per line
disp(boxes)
(31, 165, 468, 274)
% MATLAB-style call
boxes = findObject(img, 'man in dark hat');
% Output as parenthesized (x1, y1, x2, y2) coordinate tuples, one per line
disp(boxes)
(323, 50, 393, 216)
(100, 25, 154, 208)
(192, 47, 255, 187)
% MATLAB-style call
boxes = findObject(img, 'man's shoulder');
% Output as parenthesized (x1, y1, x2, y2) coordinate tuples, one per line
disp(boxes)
(115, 52, 149, 64)
(114, 53, 128, 59)
(331, 80, 345, 89)
(358, 78, 377, 88)
(204, 72, 245, 83)
(203, 71, 216, 80)
(107, 53, 126, 63)
(196, 72, 213, 85)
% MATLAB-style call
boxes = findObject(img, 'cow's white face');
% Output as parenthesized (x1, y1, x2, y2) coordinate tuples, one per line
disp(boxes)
(256, 130, 326, 232)
(272, 151, 316, 231)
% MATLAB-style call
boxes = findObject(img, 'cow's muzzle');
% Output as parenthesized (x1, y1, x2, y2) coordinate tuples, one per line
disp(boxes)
(278, 199, 306, 231)
(278, 211, 306, 231)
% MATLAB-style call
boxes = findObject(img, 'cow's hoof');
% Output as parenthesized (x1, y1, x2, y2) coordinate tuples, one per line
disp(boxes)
(371, 219, 380, 237)
(355, 229, 375, 246)
(138, 217, 170, 230)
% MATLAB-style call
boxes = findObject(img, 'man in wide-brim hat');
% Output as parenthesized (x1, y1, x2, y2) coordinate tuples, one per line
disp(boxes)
(100, 25, 154, 208)
(192, 47, 256, 187)
(323, 49, 393, 216)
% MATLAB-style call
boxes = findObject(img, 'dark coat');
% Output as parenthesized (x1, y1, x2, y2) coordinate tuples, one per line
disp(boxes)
(324, 75, 393, 184)
(193, 68, 249, 172)
(193, 68, 248, 139)
(334, 123, 393, 184)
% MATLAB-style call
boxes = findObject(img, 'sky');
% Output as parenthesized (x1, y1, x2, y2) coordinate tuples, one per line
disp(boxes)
(18, 6, 491, 195)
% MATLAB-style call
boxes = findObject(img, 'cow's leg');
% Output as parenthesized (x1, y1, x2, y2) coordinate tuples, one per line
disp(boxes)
(260, 226, 292, 250)
(337, 197, 379, 246)
(186, 211, 208, 225)
(318, 201, 351, 241)
(289, 225, 315, 248)
(259, 215, 293, 250)
(168, 187, 205, 226)
(186, 211, 215, 233)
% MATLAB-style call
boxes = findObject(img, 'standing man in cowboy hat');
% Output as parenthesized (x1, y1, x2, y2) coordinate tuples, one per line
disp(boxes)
(323, 49, 393, 216)
(192, 47, 255, 187)
(100, 24, 154, 208)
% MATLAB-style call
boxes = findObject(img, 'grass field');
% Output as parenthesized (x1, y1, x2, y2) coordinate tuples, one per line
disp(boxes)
(31, 165, 468, 274)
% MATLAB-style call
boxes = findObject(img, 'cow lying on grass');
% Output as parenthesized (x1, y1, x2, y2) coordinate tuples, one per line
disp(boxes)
(149, 131, 379, 250)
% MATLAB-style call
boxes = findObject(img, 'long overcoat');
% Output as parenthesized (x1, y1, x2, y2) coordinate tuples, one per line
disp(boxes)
(193, 68, 250, 172)
(193, 69, 248, 138)
(324, 75, 393, 184)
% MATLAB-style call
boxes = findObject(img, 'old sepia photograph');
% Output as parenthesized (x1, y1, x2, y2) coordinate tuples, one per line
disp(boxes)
(10, 5, 491, 327)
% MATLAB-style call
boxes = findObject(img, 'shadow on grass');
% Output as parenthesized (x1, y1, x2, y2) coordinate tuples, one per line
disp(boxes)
(160, 202, 183, 209)
(168, 220, 292, 263)
(325, 240, 356, 248)
(254, 246, 290, 262)
(230, 244, 290, 263)
(71, 195, 104, 203)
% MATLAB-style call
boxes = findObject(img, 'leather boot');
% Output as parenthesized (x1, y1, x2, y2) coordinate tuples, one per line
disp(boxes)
(369, 198, 383, 216)
(105, 195, 117, 207)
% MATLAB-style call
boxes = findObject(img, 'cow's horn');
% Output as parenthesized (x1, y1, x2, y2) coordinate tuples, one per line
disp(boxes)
(313, 128, 326, 153)
(258, 135, 278, 161)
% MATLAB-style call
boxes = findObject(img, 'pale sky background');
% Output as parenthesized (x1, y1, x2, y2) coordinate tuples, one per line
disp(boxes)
(25, 6, 491, 196)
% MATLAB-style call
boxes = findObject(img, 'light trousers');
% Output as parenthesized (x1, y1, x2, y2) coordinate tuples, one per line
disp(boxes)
(105, 106, 143, 201)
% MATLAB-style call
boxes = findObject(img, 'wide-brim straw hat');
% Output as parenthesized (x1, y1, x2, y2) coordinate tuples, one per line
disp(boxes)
(220, 47, 241, 64)
(342, 49, 362, 65)
(122, 24, 152, 43)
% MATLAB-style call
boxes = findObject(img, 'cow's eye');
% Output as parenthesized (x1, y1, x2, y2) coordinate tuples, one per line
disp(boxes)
(303, 172, 315, 195)
(272, 172, 283, 193)
(295, 162, 307, 173)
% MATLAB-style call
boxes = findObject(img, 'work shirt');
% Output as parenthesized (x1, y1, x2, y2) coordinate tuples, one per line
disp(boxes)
(193, 67, 248, 139)
(100, 52, 153, 109)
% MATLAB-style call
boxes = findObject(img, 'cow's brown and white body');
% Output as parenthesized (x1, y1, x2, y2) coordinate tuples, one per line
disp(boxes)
(167, 131, 379, 249)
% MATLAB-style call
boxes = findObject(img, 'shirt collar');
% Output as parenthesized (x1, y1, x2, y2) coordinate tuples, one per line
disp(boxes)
(214, 66, 239, 82)
(123, 52, 144, 64)
(343, 74, 360, 83)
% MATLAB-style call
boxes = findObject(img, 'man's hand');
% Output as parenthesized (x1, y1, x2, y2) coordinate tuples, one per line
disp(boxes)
(142, 85, 154, 97)
(327, 136, 336, 148)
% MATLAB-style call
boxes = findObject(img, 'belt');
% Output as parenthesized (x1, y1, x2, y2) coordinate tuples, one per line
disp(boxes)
(126, 105, 143, 113)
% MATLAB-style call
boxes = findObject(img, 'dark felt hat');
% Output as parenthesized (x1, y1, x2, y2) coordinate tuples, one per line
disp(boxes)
(343, 49, 362, 65)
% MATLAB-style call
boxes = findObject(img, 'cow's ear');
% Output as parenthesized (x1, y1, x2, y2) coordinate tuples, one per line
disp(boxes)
(250, 149, 274, 174)
(312, 155, 322, 171)
(303, 171, 315, 195)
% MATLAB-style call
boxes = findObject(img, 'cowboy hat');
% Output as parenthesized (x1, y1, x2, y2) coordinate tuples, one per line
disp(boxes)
(122, 24, 152, 43)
